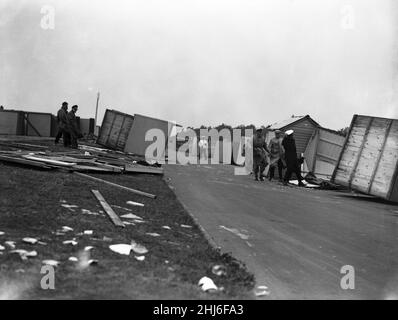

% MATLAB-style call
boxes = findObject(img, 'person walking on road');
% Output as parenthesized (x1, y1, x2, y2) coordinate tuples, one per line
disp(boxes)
(66, 105, 82, 149)
(268, 129, 285, 182)
(282, 130, 304, 186)
(252, 128, 269, 181)
(55, 101, 70, 146)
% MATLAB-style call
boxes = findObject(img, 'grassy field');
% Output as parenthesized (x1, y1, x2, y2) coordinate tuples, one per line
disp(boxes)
(0, 139, 255, 299)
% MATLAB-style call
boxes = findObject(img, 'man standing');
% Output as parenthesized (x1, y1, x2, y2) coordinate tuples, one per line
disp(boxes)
(66, 105, 82, 149)
(55, 101, 69, 146)
(252, 128, 269, 181)
(282, 130, 304, 186)
(268, 129, 285, 182)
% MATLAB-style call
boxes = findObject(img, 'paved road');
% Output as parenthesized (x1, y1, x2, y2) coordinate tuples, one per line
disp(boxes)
(165, 164, 398, 299)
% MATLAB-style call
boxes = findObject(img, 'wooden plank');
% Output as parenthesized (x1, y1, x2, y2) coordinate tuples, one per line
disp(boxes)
(72, 165, 114, 172)
(124, 164, 164, 175)
(74, 172, 156, 198)
(91, 190, 125, 227)
(348, 117, 373, 188)
(23, 155, 77, 167)
(0, 155, 53, 169)
(367, 119, 393, 194)
(331, 115, 357, 182)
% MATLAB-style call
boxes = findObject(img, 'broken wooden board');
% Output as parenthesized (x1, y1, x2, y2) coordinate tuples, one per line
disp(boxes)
(125, 164, 164, 175)
(71, 165, 115, 172)
(91, 190, 125, 227)
(0, 141, 48, 150)
(23, 155, 77, 167)
(0, 155, 53, 169)
(75, 172, 156, 198)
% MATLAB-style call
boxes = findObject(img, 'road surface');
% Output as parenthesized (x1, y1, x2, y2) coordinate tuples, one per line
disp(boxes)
(165, 164, 398, 299)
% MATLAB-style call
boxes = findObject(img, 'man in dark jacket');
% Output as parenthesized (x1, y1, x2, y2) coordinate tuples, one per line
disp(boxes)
(252, 129, 269, 181)
(282, 130, 304, 186)
(66, 105, 82, 149)
(55, 101, 69, 146)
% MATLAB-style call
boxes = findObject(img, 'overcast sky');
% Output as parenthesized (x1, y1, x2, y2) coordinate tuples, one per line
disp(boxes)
(1, 0, 397, 130)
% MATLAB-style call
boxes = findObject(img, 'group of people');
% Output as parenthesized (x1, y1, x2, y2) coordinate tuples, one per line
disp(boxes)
(54, 101, 82, 148)
(252, 128, 305, 186)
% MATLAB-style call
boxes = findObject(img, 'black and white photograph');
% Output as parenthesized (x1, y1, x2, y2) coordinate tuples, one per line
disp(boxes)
(0, 0, 397, 306)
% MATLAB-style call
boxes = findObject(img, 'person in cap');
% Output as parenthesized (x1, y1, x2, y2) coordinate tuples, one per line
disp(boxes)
(66, 105, 82, 149)
(54, 101, 70, 146)
(268, 129, 285, 182)
(282, 129, 305, 186)
(252, 128, 269, 181)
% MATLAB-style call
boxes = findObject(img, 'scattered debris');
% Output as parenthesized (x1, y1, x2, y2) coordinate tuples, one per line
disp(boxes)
(181, 224, 192, 229)
(133, 219, 145, 224)
(102, 236, 112, 242)
(81, 209, 101, 216)
(22, 237, 39, 244)
(91, 190, 125, 228)
(219, 226, 250, 240)
(42, 259, 60, 267)
(10, 250, 38, 260)
(122, 221, 136, 226)
(84, 246, 94, 251)
(61, 226, 74, 232)
(198, 277, 218, 292)
(146, 233, 161, 237)
(109, 244, 132, 255)
(212, 265, 227, 276)
(5, 241, 16, 249)
(69, 257, 78, 262)
(0, 245, 5, 250)
(63, 240, 78, 246)
(61, 204, 78, 212)
(83, 230, 93, 235)
(15, 269, 25, 273)
(162, 226, 171, 230)
(131, 240, 148, 255)
(255, 285, 270, 297)
(0, 231, 5, 236)
(126, 201, 144, 207)
(135, 256, 145, 261)
(120, 213, 143, 220)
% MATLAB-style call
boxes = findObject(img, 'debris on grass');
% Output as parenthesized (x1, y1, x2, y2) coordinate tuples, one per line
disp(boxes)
(84, 246, 94, 251)
(0, 231, 5, 236)
(122, 221, 135, 226)
(131, 240, 148, 255)
(181, 224, 192, 229)
(126, 201, 144, 207)
(198, 276, 218, 292)
(10, 250, 38, 260)
(135, 256, 145, 261)
(61, 204, 78, 212)
(81, 209, 101, 216)
(83, 230, 93, 235)
(109, 244, 132, 255)
(133, 219, 145, 224)
(162, 226, 171, 230)
(68, 257, 78, 262)
(5, 241, 16, 249)
(102, 236, 112, 242)
(61, 226, 74, 232)
(120, 213, 142, 220)
(0, 245, 5, 250)
(63, 240, 78, 246)
(146, 233, 161, 237)
(212, 265, 227, 276)
(22, 237, 39, 244)
(42, 260, 60, 267)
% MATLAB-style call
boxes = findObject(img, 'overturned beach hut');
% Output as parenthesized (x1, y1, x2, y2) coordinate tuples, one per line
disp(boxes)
(97, 109, 135, 150)
(304, 127, 345, 179)
(332, 114, 398, 202)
